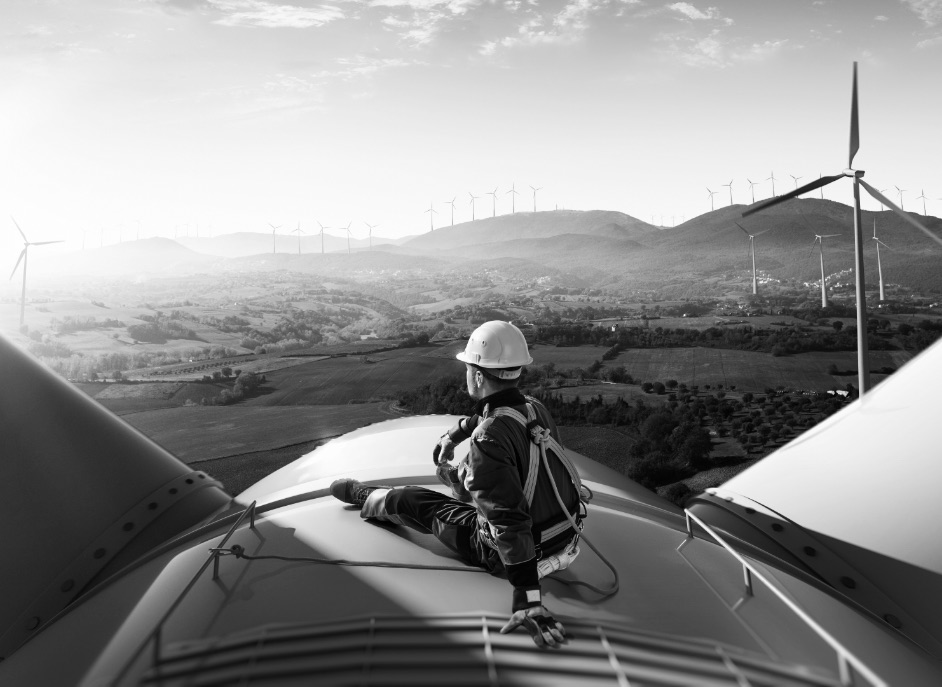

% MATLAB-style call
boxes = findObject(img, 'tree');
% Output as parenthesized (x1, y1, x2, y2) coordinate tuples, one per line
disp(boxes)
(221, 366, 233, 378)
(652, 381, 666, 395)
(832, 320, 844, 332)
(641, 381, 654, 393)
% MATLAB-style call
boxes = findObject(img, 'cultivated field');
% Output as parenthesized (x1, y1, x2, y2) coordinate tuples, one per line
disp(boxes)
(123, 403, 394, 462)
(611, 347, 903, 391)
(245, 344, 463, 406)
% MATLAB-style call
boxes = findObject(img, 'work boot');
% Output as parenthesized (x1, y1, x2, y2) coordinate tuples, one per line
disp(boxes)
(330, 478, 378, 507)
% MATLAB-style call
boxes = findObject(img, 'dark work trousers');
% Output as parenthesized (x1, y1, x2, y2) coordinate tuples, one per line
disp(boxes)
(362, 486, 505, 574)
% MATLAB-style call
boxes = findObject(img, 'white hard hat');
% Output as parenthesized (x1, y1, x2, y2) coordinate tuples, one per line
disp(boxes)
(456, 321, 533, 378)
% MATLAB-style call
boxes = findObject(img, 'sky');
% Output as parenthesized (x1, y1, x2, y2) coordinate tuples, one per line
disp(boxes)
(1, 0, 941, 263)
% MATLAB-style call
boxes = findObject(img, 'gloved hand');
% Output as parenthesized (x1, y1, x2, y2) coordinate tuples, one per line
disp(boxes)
(500, 606, 567, 648)
(432, 434, 455, 465)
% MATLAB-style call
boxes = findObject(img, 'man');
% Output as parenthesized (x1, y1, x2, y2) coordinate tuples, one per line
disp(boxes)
(330, 320, 583, 648)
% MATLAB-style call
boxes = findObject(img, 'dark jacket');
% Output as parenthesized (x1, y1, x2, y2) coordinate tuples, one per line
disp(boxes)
(443, 388, 580, 590)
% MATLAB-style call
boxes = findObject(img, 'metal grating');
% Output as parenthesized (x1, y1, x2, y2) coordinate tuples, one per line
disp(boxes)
(140, 614, 843, 687)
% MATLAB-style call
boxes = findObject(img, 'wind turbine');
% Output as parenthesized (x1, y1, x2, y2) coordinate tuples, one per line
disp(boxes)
(722, 179, 733, 206)
(345, 222, 353, 253)
(317, 222, 329, 254)
(916, 189, 928, 216)
(810, 234, 841, 308)
(746, 178, 758, 204)
(364, 222, 377, 250)
(529, 185, 541, 212)
(790, 174, 802, 190)
(818, 173, 824, 200)
(292, 222, 304, 254)
(734, 222, 768, 296)
(487, 187, 499, 217)
(506, 183, 519, 213)
(895, 185, 906, 211)
(767, 171, 777, 197)
(268, 223, 281, 254)
(445, 197, 456, 226)
(467, 193, 478, 221)
(706, 187, 717, 211)
(8, 217, 64, 329)
(425, 201, 438, 231)
(742, 62, 942, 395)
(872, 219, 890, 302)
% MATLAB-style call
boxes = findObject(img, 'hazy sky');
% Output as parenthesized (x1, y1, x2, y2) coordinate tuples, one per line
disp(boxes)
(1, 0, 940, 260)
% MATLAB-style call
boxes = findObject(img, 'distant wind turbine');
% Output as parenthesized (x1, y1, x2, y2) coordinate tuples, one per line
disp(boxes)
(734, 222, 768, 295)
(895, 185, 906, 211)
(812, 234, 841, 308)
(506, 183, 520, 213)
(365, 222, 377, 250)
(345, 222, 353, 253)
(487, 187, 499, 217)
(292, 222, 304, 254)
(8, 217, 64, 329)
(818, 173, 824, 200)
(706, 187, 717, 211)
(269, 223, 281, 254)
(445, 197, 456, 226)
(468, 193, 479, 221)
(872, 219, 890, 302)
(529, 185, 542, 212)
(317, 222, 329, 254)
(746, 178, 758, 204)
(742, 63, 941, 394)
(916, 189, 927, 216)
(722, 179, 733, 205)
(425, 201, 438, 231)
(767, 171, 777, 197)
(790, 174, 802, 190)
(877, 189, 888, 212)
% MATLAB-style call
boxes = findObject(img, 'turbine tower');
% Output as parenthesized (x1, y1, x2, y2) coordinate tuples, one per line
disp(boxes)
(268, 223, 281, 254)
(529, 185, 541, 212)
(722, 179, 733, 206)
(506, 183, 519, 213)
(818, 173, 824, 200)
(895, 185, 906, 211)
(365, 222, 377, 250)
(916, 189, 928, 216)
(872, 219, 890, 302)
(317, 222, 329, 254)
(746, 178, 758, 204)
(706, 187, 717, 211)
(743, 62, 941, 395)
(425, 201, 438, 231)
(790, 174, 802, 190)
(345, 222, 353, 254)
(468, 193, 479, 221)
(487, 187, 499, 217)
(811, 234, 841, 308)
(292, 222, 304, 255)
(734, 222, 767, 295)
(445, 197, 456, 226)
(767, 171, 777, 197)
(8, 217, 64, 329)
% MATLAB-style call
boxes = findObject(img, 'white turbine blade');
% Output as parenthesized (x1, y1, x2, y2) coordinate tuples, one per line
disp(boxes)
(734, 222, 751, 237)
(820, 234, 841, 238)
(875, 238, 892, 251)
(10, 216, 27, 243)
(849, 62, 860, 168)
(32, 240, 64, 246)
(860, 179, 942, 248)
(9, 249, 26, 280)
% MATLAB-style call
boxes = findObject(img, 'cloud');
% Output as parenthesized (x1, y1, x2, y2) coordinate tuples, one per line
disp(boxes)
(663, 32, 791, 68)
(899, 0, 942, 26)
(874, 14, 888, 21)
(209, 0, 346, 28)
(916, 34, 942, 47)
(372, 0, 483, 47)
(666, 2, 717, 20)
(483, 0, 607, 52)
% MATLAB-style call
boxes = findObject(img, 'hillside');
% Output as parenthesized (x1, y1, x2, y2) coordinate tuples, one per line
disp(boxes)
(34, 238, 219, 277)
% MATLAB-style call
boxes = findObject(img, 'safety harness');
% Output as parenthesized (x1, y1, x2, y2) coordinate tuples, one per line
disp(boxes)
(484, 400, 588, 557)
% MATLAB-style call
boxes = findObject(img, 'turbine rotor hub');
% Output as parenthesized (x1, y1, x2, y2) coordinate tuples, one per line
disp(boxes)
(843, 168, 865, 178)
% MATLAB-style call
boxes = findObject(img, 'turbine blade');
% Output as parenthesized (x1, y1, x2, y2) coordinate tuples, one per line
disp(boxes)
(734, 222, 750, 237)
(9, 249, 26, 280)
(32, 240, 64, 246)
(876, 239, 892, 251)
(10, 216, 27, 242)
(860, 179, 942, 248)
(849, 62, 859, 167)
(742, 173, 844, 217)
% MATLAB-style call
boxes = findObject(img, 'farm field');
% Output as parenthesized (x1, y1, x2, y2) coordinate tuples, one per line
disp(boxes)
(123, 402, 392, 462)
(548, 383, 668, 405)
(245, 344, 463, 406)
(611, 347, 904, 391)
